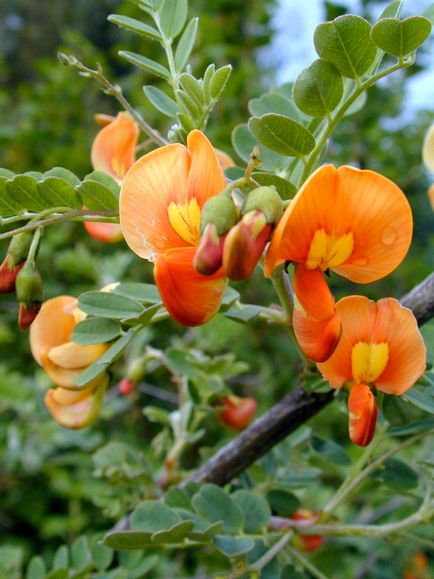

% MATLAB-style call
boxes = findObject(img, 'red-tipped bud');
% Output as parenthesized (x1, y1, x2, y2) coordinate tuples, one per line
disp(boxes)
(200, 193, 239, 236)
(118, 377, 136, 396)
(15, 261, 43, 330)
(292, 510, 324, 552)
(348, 384, 378, 447)
(218, 395, 257, 430)
(0, 257, 24, 294)
(194, 223, 226, 275)
(83, 221, 123, 243)
(223, 210, 271, 280)
(242, 186, 283, 225)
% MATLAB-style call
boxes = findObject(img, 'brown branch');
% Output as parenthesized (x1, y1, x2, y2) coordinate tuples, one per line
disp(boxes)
(111, 272, 434, 531)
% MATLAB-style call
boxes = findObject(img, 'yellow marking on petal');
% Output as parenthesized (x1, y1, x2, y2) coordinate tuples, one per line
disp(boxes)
(167, 198, 201, 245)
(351, 341, 389, 384)
(306, 229, 354, 270)
(112, 157, 127, 179)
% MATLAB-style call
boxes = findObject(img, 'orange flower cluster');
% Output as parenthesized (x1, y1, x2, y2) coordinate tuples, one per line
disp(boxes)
(30, 296, 109, 429)
(265, 164, 426, 445)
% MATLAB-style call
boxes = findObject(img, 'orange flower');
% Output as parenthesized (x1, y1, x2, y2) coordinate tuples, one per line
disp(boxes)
(84, 112, 139, 243)
(120, 130, 227, 326)
(265, 164, 413, 361)
(318, 296, 426, 446)
(30, 295, 109, 428)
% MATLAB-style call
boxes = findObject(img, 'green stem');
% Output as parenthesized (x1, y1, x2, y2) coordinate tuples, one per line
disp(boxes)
(0, 209, 119, 241)
(270, 266, 294, 321)
(322, 429, 433, 516)
(251, 530, 294, 572)
(296, 56, 415, 188)
(284, 545, 329, 579)
(27, 227, 43, 265)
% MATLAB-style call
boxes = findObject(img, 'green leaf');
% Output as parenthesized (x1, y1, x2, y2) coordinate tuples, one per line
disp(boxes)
(78, 291, 144, 319)
(96, 329, 136, 365)
(179, 73, 205, 104)
(90, 539, 113, 572)
(232, 490, 271, 533)
(251, 172, 296, 200)
(266, 490, 300, 517)
(158, 0, 188, 39)
(380, 0, 403, 20)
(314, 15, 377, 79)
(209, 65, 232, 99)
(213, 535, 255, 558)
(220, 286, 240, 308)
(102, 530, 153, 549)
(249, 91, 301, 120)
(192, 484, 245, 533)
(402, 388, 434, 415)
(389, 417, 434, 437)
(131, 501, 181, 532)
(76, 176, 119, 211)
(224, 304, 263, 323)
(249, 114, 315, 157)
(25, 556, 46, 579)
(74, 360, 109, 388)
(202, 63, 215, 96)
(6, 175, 46, 212)
(144, 406, 172, 426)
(143, 85, 178, 117)
(175, 17, 199, 71)
(371, 458, 418, 491)
(278, 468, 322, 488)
(123, 303, 161, 326)
(83, 170, 119, 196)
(71, 536, 91, 570)
(371, 17, 432, 58)
(108, 14, 162, 40)
(294, 59, 343, 117)
(423, 4, 434, 26)
(119, 50, 170, 80)
(151, 520, 194, 544)
(112, 282, 162, 304)
(71, 318, 121, 345)
(0, 172, 22, 215)
(43, 167, 80, 186)
(52, 545, 69, 569)
(37, 177, 81, 209)
(232, 123, 286, 172)
(383, 394, 421, 426)
(311, 436, 350, 465)
(177, 90, 201, 117)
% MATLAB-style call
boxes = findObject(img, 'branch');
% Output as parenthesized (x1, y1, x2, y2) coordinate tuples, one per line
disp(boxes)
(111, 272, 434, 531)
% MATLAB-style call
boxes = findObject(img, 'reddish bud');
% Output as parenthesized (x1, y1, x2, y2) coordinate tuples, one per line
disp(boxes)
(194, 223, 226, 275)
(292, 510, 324, 552)
(348, 384, 378, 447)
(0, 257, 25, 294)
(218, 395, 257, 430)
(18, 301, 41, 330)
(223, 210, 271, 281)
(118, 377, 136, 396)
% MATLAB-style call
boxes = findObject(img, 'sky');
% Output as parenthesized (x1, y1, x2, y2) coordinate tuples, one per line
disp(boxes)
(264, 0, 434, 113)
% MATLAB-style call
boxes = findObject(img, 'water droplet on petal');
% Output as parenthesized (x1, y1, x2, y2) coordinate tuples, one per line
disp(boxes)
(381, 227, 397, 246)
(351, 256, 369, 266)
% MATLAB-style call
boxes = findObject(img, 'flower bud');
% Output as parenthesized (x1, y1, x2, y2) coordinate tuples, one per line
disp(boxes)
(223, 210, 271, 280)
(242, 186, 283, 225)
(291, 510, 324, 552)
(119, 377, 136, 396)
(348, 383, 377, 447)
(0, 232, 33, 294)
(15, 261, 43, 330)
(194, 195, 238, 275)
(218, 395, 257, 430)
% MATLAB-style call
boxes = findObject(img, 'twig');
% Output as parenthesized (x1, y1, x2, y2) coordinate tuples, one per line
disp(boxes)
(283, 545, 329, 579)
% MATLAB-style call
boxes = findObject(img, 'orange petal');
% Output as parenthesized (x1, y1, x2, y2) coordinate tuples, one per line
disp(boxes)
(318, 296, 426, 394)
(84, 221, 123, 243)
(264, 164, 413, 284)
(91, 112, 139, 183)
(120, 143, 191, 259)
(47, 341, 109, 369)
(293, 264, 335, 321)
(186, 130, 226, 206)
(264, 164, 336, 277)
(30, 296, 78, 365)
(370, 298, 426, 395)
(154, 247, 227, 326)
(332, 166, 412, 283)
(45, 377, 107, 429)
(293, 308, 341, 363)
(40, 349, 87, 389)
(348, 383, 377, 447)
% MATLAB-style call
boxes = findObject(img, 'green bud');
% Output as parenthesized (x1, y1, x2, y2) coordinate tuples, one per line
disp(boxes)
(15, 261, 43, 305)
(200, 194, 239, 236)
(242, 186, 283, 224)
(128, 355, 151, 383)
(8, 232, 33, 267)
